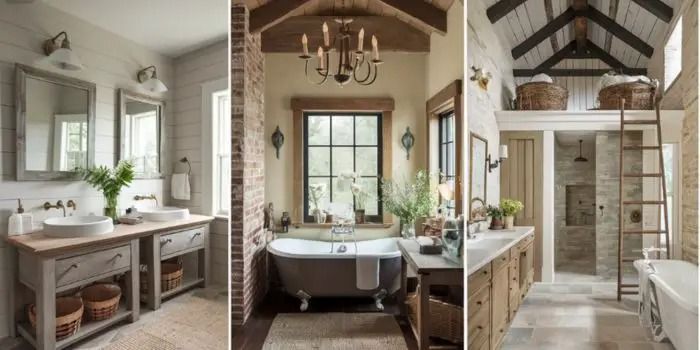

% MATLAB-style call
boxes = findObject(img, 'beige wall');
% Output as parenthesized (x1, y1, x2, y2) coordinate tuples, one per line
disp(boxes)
(264, 53, 428, 240)
(427, 1, 464, 98)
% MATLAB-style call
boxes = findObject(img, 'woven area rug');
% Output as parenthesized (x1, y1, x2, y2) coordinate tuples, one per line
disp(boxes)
(262, 313, 408, 350)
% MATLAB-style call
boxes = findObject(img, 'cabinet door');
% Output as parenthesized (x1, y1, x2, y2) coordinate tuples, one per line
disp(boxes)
(491, 264, 509, 348)
(519, 243, 535, 299)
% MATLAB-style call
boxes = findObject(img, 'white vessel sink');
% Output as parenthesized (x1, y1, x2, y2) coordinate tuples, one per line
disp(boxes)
(140, 207, 190, 222)
(43, 216, 114, 238)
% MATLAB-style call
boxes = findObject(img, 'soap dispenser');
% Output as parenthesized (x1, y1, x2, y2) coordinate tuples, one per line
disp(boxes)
(8, 199, 33, 236)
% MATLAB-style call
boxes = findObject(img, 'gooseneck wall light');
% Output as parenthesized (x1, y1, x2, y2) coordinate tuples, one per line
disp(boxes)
(43, 31, 84, 71)
(137, 66, 168, 93)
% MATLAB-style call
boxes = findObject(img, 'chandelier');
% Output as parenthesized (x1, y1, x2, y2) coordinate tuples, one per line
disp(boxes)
(299, 18, 383, 86)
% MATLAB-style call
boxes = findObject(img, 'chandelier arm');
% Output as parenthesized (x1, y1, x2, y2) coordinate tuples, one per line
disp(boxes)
(353, 56, 373, 83)
(357, 64, 379, 86)
(304, 59, 329, 85)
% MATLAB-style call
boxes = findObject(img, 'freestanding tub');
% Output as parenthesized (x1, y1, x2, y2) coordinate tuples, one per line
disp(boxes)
(267, 237, 401, 311)
(645, 259, 698, 350)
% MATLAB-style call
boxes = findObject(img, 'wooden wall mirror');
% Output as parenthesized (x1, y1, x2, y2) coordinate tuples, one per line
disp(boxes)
(15, 64, 96, 181)
(118, 89, 165, 179)
(469, 132, 488, 220)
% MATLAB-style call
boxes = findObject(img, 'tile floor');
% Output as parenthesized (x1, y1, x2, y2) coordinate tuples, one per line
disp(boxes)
(502, 282, 675, 350)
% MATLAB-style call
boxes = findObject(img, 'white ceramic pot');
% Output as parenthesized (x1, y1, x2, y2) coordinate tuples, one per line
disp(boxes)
(504, 216, 514, 229)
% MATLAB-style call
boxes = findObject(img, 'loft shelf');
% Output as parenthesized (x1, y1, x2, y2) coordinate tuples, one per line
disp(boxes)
(496, 110, 684, 131)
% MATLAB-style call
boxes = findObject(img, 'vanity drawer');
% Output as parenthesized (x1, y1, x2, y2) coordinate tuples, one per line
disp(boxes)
(468, 283, 490, 319)
(56, 245, 131, 288)
(517, 233, 535, 251)
(160, 226, 205, 257)
(467, 290, 490, 350)
(468, 264, 491, 297)
(492, 249, 511, 272)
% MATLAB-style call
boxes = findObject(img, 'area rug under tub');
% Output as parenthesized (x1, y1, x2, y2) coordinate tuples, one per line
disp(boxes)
(262, 313, 408, 350)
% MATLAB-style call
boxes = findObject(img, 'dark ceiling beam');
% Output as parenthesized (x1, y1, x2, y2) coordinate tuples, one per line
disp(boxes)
(631, 0, 673, 22)
(533, 41, 577, 74)
(604, 0, 620, 51)
(375, 0, 447, 33)
(563, 40, 626, 68)
(513, 68, 647, 77)
(586, 6, 654, 57)
(512, 7, 577, 59)
(573, 0, 588, 53)
(487, 0, 527, 23)
(250, 0, 313, 33)
(543, 0, 560, 52)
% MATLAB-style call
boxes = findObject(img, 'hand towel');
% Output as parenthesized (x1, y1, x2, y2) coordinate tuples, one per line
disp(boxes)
(356, 254, 380, 290)
(635, 260, 654, 327)
(171, 173, 191, 200)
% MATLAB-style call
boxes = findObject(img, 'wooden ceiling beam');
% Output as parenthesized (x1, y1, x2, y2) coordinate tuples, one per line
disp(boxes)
(375, 0, 447, 33)
(573, 0, 588, 54)
(604, 0, 619, 51)
(513, 68, 647, 77)
(544, 0, 560, 52)
(512, 7, 577, 60)
(249, 0, 313, 33)
(631, 0, 673, 22)
(563, 40, 626, 68)
(585, 6, 654, 57)
(261, 16, 430, 53)
(486, 0, 528, 23)
(533, 41, 577, 74)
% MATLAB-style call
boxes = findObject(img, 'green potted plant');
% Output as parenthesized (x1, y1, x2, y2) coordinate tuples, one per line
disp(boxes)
(486, 204, 504, 230)
(381, 170, 436, 239)
(77, 161, 135, 223)
(308, 183, 327, 223)
(351, 182, 370, 224)
(500, 198, 524, 229)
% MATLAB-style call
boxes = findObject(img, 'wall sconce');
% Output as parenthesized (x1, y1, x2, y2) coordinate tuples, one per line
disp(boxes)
(401, 127, 415, 160)
(271, 126, 285, 159)
(487, 144, 508, 172)
(137, 66, 168, 93)
(43, 31, 84, 71)
(470, 66, 492, 90)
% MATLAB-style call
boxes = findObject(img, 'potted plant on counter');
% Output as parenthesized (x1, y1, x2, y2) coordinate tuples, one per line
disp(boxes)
(486, 205, 504, 230)
(77, 161, 135, 223)
(309, 183, 327, 224)
(500, 198, 524, 229)
(381, 170, 436, 239)
(351, 182, 369, 224)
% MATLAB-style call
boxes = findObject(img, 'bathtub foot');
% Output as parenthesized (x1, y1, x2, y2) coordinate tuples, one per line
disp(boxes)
(373, 289, 388, 311)
(296, 290, 311, 312)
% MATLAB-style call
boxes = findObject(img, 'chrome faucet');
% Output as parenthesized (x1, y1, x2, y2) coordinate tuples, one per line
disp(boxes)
(466, 197, 487, 240)
(44, 200, 66, 217)
(66, 200, 77, 213)
(134, 194, 158, 207)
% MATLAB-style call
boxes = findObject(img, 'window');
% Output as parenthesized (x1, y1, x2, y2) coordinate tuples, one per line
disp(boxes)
(438, 111, 456, 210)
(126, 110, 158, 174)
(303, 112, 383, 223)
(664, 17, 682, 91)
(201, 78, 230, 217)
(661, 143, 677, 253)
(53, 114, 87, 171)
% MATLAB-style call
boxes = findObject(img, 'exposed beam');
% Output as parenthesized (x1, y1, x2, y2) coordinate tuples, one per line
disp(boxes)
(512, 7, 577, 60)
(376, 0, 447, 33)
(543, 0, 560, 52)
(261, 16, 430, 53)
(513, 68, 647, 76)
(563, 40, 626, 68)
(573, 0, 588, 53)
(487, 0, 528, 23)
(586, 6, 654, 57)
(533, 41, 577, 74)
(249, 0, 312, 33)
(631, 0, 673, 22)
(604, 0, 619, 51)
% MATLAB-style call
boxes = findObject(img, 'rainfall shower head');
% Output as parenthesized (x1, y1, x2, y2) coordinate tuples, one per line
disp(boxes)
(574, 139, 588, 162)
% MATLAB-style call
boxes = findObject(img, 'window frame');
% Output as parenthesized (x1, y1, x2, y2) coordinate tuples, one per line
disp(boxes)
(201, 78, 230, 218)
(438, 110, 456, 210)
(664, 16, 683, 92)
(302, 112, 384, 223)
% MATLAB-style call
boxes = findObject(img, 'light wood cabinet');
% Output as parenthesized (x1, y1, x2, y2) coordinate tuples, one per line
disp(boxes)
(491, 263, 509, 348)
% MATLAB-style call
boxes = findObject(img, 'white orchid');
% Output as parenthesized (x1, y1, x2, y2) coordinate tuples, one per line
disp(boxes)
(308, 183, 327, 211)
(351, 182, 369, 210)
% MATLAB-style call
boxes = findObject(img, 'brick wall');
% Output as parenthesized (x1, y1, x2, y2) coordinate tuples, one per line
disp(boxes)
(232, 4, 267, 326)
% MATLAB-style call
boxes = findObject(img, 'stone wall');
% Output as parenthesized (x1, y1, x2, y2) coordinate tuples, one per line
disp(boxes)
(554, 137, 596, 275)
(595, 131, 643, 279)
(231, 4, 267, 326)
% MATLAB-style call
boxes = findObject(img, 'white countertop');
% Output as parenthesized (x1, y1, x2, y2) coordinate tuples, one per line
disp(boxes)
(466, 226, 534, 275)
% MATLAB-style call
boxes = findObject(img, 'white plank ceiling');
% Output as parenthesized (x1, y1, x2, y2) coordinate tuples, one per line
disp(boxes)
(482, 0, 678, 69)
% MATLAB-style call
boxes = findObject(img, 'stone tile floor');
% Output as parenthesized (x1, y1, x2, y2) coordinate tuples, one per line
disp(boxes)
(502, 282, 676, 350)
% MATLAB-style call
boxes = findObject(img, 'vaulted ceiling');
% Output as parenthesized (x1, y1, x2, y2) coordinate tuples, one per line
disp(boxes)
(483, 0, 678, 76)
(240, 0, 456, 53)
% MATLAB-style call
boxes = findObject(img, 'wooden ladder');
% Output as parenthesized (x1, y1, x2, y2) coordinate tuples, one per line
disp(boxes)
(617, 97, 671, 301)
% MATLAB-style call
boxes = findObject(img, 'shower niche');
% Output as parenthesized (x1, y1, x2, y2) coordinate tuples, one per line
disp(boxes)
(565, 185, 596, 226)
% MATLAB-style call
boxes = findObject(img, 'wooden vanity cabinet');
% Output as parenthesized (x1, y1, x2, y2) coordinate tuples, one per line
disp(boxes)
(490, 261, 510, 348)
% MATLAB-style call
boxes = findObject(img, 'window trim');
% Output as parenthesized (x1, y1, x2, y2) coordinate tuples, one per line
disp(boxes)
(201, 78, 229, 217)
(438, 110, 456, 210)
(663, 16, 683, 92)
(292, 97, 394, 226)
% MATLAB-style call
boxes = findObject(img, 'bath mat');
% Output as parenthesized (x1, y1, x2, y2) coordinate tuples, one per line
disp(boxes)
(102, 330, 176, 350)
(262, 313, 408, 350)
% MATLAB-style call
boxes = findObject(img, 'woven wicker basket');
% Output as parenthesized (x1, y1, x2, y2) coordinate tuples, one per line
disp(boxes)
(599, 82, 656, 110)
(29, 297, 83, 340)
(140, 262, 184, 294)
(406, 286, 463, 344)
(81, 283, 121, 321)
(516, 82, 568, 110)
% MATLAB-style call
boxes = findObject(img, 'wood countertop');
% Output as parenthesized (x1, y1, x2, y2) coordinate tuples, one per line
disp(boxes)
(5, 214, 214, 257)
(397, 239, 463, 274)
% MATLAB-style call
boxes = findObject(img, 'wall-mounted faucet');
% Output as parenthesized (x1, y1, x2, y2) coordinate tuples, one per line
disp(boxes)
(44, 200, 66, 217)
(66, 200, 77, 214)
(134, 194, 158, 207)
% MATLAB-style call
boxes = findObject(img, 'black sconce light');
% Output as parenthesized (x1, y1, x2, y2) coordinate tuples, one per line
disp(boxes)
(271, 126, 285, 159)
(487, 145, 508, 173)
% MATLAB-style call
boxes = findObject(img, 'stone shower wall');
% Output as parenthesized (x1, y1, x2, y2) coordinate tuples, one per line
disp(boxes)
(554, 140, 596, 275)
(595, 131, 643, 279)
(232, 4, 267, 326)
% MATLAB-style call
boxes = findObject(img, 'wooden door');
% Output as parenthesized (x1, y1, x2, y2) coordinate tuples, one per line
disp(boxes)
(500, 131, 543, 281)
(491, 264, 509, 349)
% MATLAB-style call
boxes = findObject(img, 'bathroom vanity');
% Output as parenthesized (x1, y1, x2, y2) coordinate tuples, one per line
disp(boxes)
(466, 227, 535, 350)
(5, 215, 213, 350)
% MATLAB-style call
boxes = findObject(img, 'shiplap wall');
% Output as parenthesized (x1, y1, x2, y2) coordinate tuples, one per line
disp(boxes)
(172, 41, 228, 285)
(0, 2, 175, 339)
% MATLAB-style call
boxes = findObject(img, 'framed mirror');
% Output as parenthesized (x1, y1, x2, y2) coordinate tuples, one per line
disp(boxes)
(16, 64, 96, 181)
(469, 132, 488, 220)
(118, 89, 165, 178)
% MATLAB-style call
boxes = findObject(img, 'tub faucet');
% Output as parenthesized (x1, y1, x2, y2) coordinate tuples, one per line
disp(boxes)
(44, 200, 66, 217)
(643, 246, 667, 259)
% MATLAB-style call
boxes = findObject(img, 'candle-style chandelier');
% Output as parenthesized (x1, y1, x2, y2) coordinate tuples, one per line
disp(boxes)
(299, 17, 383, 86)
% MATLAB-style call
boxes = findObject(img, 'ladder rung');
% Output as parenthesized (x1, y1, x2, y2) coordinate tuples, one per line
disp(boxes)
(622, 173, 662, 177)
(622, 258, 639, 262)
(620, 284, 639, 288)
(622, 200, 665, 205)
(623, 120, 657, 125)
(622, 146, 661, 150)
(620, 291, 639, 295)
(623, 230, 667, 234)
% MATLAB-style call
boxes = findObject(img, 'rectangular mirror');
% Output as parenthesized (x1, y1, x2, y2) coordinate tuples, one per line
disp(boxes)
(469, 132, 488, 219)
(16, 64, 96, 181)
(118, 89, 164, 178)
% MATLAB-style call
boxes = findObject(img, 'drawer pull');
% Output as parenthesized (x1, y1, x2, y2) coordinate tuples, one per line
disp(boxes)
(69, 263, 79, 269)
(476, 301, 482, 306)
(162, 238, 173, 244)
(483, 270, 488, 275)
(477, 326, 483, 330)
(500, 328, 504, 333)
(115, 253, 123, 259)
(502, 257, 506, 261)
(190, 232, 201, 239)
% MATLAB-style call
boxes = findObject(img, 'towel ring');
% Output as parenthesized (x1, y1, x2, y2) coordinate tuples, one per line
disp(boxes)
(179, 157, 191, 175)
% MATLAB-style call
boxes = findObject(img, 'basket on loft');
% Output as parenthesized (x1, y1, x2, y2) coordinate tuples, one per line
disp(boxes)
(515, 81, 569, 111)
